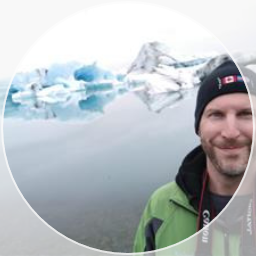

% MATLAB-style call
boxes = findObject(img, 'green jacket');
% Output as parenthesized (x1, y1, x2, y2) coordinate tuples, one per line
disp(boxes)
(133, 146, 243, 256)
(133, 181, 197, 252)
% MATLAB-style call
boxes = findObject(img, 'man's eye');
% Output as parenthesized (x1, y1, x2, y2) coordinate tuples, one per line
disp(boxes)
(208, 112, 223, 118)
(238, 111, 252, 117)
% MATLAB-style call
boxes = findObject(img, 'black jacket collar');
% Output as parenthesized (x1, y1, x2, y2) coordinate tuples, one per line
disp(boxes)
(175, 145, 206, 211)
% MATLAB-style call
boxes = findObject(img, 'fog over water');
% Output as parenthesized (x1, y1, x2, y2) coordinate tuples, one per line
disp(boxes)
(3, 87, 199, 252)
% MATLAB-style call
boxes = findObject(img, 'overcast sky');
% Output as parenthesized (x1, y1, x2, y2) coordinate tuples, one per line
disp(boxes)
(11, 3, 225, 75)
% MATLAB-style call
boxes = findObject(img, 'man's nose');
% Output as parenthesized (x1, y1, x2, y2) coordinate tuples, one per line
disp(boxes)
(221, 117, 241, 139)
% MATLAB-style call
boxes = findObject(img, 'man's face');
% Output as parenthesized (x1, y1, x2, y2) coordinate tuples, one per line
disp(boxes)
(199, 93, 253, 178)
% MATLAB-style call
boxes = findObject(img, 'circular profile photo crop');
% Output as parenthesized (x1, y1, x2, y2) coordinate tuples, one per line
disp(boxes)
(4, 2, 254, 255)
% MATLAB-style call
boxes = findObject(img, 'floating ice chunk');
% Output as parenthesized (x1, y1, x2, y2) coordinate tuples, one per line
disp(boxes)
(12, 84, 71, 104)
(36, 84, 71, 103)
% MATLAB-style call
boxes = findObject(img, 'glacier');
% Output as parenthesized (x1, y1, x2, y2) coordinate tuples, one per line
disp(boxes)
(4, 41, 256, 122)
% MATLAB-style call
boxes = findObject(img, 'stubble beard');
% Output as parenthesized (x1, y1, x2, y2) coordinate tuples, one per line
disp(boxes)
(201, 138, 251, 179)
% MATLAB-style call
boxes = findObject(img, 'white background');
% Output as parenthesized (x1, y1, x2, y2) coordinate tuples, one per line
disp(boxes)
(0, 0, 256, 255)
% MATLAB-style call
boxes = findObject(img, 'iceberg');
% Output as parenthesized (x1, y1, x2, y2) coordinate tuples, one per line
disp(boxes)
(45, 61, 82, 86)
(74, 62, 116, 82)
(126, 41, 213, 91)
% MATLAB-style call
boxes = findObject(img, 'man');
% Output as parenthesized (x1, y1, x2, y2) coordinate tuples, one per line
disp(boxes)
(133, 61, 253, 254)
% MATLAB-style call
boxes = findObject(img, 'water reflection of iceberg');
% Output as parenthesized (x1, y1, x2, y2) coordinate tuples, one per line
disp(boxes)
(135, 88, 198, 113)
(79, 93, 115, 113)
(11, 80, 128, 121)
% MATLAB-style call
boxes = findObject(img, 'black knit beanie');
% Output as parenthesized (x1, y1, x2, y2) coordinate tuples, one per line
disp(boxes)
(194, 61, 248, 134)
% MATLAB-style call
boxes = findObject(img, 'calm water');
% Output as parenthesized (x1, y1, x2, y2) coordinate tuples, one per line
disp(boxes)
(3, 83, 199, 252)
